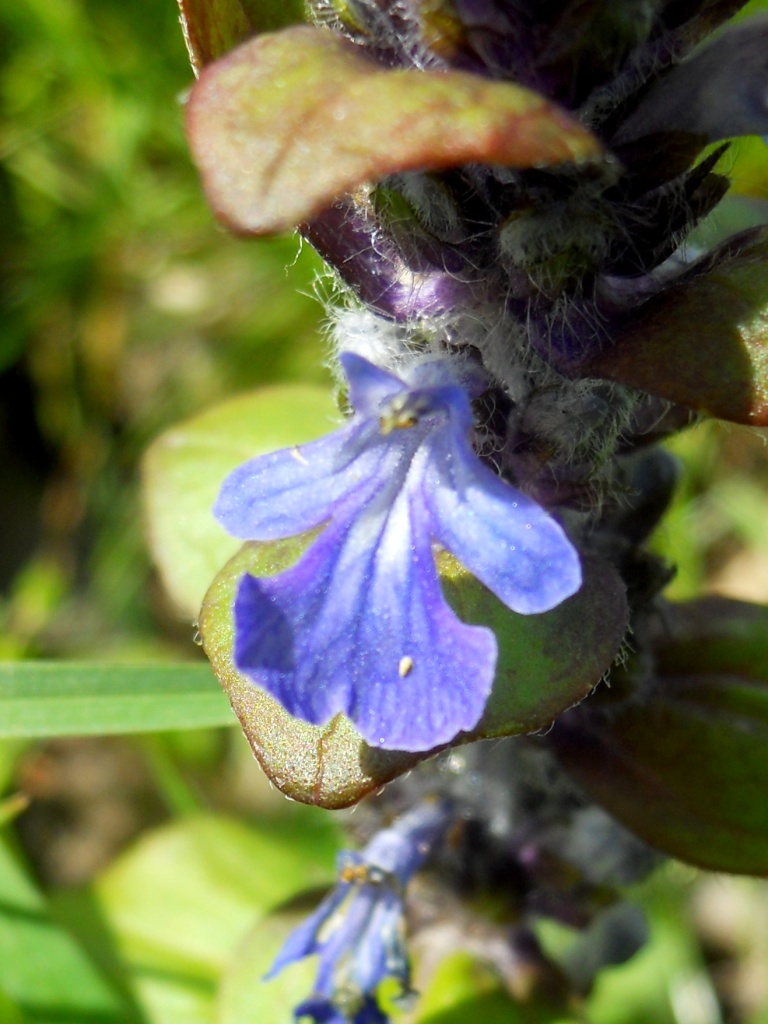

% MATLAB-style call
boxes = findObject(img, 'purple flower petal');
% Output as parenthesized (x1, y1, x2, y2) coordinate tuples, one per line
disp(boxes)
(294, 998, 346, 1024)
(218, 353, 581, 751)
(234, 492, 496, 750)
(426, 431, 582, 613)
(214, 425, 385, 540)
(341, 352, 405, 415)
(265, 883, 351, 980)
(347, 887, 404, 993)
(295, 995, 388, 1024)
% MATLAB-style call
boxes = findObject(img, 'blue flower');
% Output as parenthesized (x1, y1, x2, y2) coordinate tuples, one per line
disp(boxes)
(214, 352, 581, 751)
(293, 995, 387, 1024)
(266, 799, 453, 1024)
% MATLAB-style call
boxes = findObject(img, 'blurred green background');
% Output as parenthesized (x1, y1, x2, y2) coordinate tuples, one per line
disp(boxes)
(0, 0, 768, 1021)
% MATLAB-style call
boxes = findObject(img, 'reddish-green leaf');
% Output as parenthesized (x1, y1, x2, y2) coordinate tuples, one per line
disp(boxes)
(199, 540, 627, 809)
(186, 26, 602, 235)
(199, 540, 424, 809)
(587, 228, 768, 426)
(551, 597, 768, 876)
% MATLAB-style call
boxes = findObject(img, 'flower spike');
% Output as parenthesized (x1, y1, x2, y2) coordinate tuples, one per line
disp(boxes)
(267, 799, 454, 1024)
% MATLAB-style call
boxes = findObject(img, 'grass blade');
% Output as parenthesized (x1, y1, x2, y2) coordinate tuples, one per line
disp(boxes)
(0, 662, 232, 737)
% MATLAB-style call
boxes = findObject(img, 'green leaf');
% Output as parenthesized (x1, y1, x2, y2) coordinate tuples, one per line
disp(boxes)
(551, 597, 768, 875)
(441, 552, 628, 740)
(0, 662, 232, 737)
(415, 950, 578, 1024)
(185, 26, 602, 236)
(586, 227, 768, 426)
(653, 594, 768, 680)
(92, 813, 339, 1023)
(0, 837, 128, 1022)
(199, 541, 627, 809)
(0, 793, 31, 827)
(142, 384, 339, 619)
(0, 740, 28, 793)
(178, 0, 306, 74)
(217, 902, 322, 1024)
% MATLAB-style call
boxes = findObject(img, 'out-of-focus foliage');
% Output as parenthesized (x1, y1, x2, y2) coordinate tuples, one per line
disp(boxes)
(1, 0, 768, 1021)
(0, 0, 328, 661)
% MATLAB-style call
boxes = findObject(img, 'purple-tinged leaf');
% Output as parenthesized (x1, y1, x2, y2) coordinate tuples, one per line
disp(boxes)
(586, 228, 768, 425)
(185, 26, 602, 236)
(551, 598, 768, 876)
(615, 17, 768, 145)
(303, 199, 476, 322)
(199, 542, 626, 808)
(442, 552, 628, 740)
(662, 0, 752, 52)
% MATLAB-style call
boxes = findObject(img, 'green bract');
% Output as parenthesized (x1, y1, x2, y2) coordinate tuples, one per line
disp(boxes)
(144, 384, 628, 805)
(199, 539, 627, 807)
(177, 0, 304, 72)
